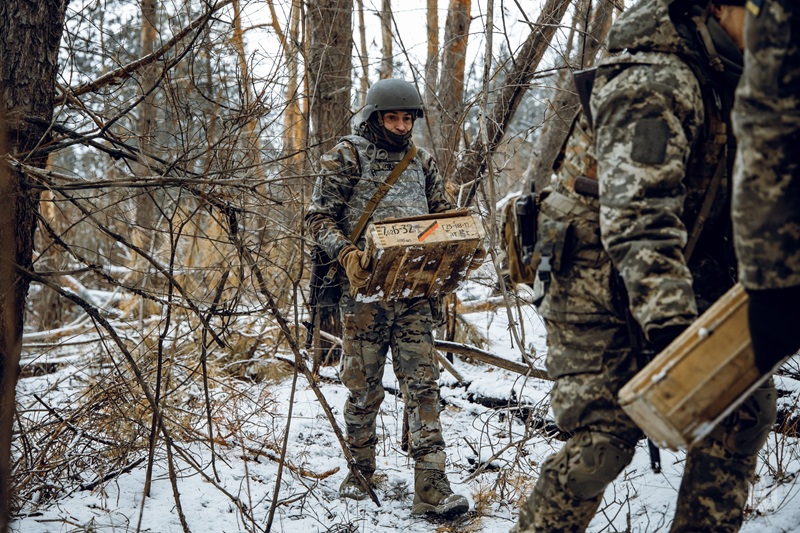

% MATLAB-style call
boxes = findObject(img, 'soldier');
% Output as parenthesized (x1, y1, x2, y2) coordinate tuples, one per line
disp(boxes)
(732, 0, 800, 374)
(305, 78, 471, 517)
(513, 0, 777, 531)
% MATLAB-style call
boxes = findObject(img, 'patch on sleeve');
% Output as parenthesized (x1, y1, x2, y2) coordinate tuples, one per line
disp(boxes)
(630, 119, 670, 165)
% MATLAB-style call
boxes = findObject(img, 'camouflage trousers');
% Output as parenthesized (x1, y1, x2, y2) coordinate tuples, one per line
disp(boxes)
(338, 293, 445, 474)
(514, 318, 777, 533)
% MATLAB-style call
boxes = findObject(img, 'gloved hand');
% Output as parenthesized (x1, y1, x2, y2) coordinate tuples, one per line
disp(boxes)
(338, 244, 372, 289)
(468, 245, 488, 272)
(748, 284, 800, 374)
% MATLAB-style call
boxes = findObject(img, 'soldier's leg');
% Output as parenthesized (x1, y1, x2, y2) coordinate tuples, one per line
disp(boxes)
(389, 298, 445, 460)
(390, 298, 468, 516)
(339, 296, 391, 476)
(670, 378, 777, 532)
(516, 320, 642, 533)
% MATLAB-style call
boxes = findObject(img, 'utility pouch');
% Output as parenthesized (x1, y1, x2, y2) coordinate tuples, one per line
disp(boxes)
(310, 246, 342, 307)
(532, 216, 572, 295)
(502, 189, 540, 284)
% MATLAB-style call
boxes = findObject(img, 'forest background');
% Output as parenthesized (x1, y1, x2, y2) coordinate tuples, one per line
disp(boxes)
(2, 0, 800, 532)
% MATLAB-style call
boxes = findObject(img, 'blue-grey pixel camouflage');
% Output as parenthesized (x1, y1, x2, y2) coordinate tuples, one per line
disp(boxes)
(732, 0, 800, 290)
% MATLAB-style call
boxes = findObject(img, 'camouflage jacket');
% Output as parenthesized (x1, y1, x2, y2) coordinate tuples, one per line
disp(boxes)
(732, 0, 800, 290)
(306, 135, 454, 266)
(539, 0, 738, 342)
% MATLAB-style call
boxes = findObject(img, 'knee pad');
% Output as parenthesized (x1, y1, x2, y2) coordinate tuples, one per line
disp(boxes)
(554, 431, 635, 500)
(722, 379, 778, 457)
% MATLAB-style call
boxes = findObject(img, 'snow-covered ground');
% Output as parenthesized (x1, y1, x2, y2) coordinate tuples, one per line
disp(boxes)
(11, 279, 800, 532)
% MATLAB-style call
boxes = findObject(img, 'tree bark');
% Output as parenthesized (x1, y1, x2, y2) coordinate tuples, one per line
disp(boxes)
(356, 0, 370, 106)
(378, 0, 393, 79)
(307, 0, 354, 153)
(307, 0, 355, 363)
(434, 0, 471, 183)
(0, 1, 68, 528)
(133, 0, 159, 253)
(420, 0, 440, 150)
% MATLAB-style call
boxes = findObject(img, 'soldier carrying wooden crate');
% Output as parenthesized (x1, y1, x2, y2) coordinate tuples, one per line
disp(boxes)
(305, 78, 484, 518)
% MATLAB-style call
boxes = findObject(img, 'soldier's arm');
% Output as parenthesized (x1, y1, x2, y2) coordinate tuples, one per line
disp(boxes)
(305, 142, 360, 259)
(419, 147, 456, 213)
(592, 59, 703, 342)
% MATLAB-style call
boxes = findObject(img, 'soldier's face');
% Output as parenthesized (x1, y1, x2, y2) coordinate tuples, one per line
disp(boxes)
(711, 4, 747, 51)
(382, 111, 414, 135)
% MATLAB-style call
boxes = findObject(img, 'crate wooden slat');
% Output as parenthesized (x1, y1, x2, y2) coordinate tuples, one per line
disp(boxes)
(359, 210, 485, 300)
(618, 283, 770, 450)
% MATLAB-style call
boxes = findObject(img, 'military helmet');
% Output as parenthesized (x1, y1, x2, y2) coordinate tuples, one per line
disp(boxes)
(361, 78, 424, 122)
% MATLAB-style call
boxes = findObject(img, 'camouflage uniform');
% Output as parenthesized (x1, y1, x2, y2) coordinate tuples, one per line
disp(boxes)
(514, 1, 777, 531)
(732, 0, 800, 290)
(731, 1, 800, 370)
(306, 135, 454, 476)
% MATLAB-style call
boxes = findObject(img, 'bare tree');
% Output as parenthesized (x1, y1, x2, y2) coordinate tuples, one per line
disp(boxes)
(456, 0, 573, 203)
(432, 0, 472, 182)
(379, 0, 394, 79)
(0, 1, 68, 529)
(306, 0, 355, 364)
(307, 0, 355, 153)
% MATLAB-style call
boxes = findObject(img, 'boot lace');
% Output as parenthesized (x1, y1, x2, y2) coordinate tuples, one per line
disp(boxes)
(425, 470, 453, 497)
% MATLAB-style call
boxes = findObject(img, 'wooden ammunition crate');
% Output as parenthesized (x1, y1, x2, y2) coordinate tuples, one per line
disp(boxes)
(618, 283, 772, 450)
(359, 210, 485, 300)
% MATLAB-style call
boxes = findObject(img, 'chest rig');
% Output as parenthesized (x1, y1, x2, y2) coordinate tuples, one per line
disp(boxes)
(339, 135, 430, 246)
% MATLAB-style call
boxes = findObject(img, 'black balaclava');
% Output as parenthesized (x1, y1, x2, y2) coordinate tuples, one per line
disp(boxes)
(357, 112, 413, 152)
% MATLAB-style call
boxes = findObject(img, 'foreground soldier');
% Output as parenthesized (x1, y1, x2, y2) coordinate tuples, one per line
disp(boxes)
(732, 0, 800, 373)
(514, 0, 777, 531)
(305, 78, 470, 517)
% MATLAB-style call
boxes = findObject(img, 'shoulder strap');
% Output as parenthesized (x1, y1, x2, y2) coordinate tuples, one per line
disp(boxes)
(348, 143, 418, 242)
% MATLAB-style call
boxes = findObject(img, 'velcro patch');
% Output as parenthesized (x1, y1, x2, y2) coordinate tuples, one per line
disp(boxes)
(631, 119, 670, 165)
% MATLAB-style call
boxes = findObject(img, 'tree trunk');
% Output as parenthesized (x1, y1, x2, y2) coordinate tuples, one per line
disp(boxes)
(129, 0, 161, 318)
(307, 0, 354, 364)
(434, 0, 471, 183)
(421, 0, 440, 150)
(133, 0, 159, 253)
(0, 1, 68, 528)
(356, 0, 370, 106)
(528, 0, 615, 193)
(379, 0, 393, 79)
(307, 0, 354, 153)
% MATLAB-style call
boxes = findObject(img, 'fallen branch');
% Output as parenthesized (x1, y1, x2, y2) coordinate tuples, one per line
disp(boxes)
(319, 329, 549, 381)
(434, 340, 550, 381)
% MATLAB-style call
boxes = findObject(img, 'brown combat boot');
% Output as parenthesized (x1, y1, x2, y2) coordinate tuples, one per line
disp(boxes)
(412, 452, 469, 517)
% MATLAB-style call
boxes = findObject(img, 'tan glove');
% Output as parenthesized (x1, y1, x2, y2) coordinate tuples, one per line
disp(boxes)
(468, 244, 488, 271)
(338, 244, 372, 288)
